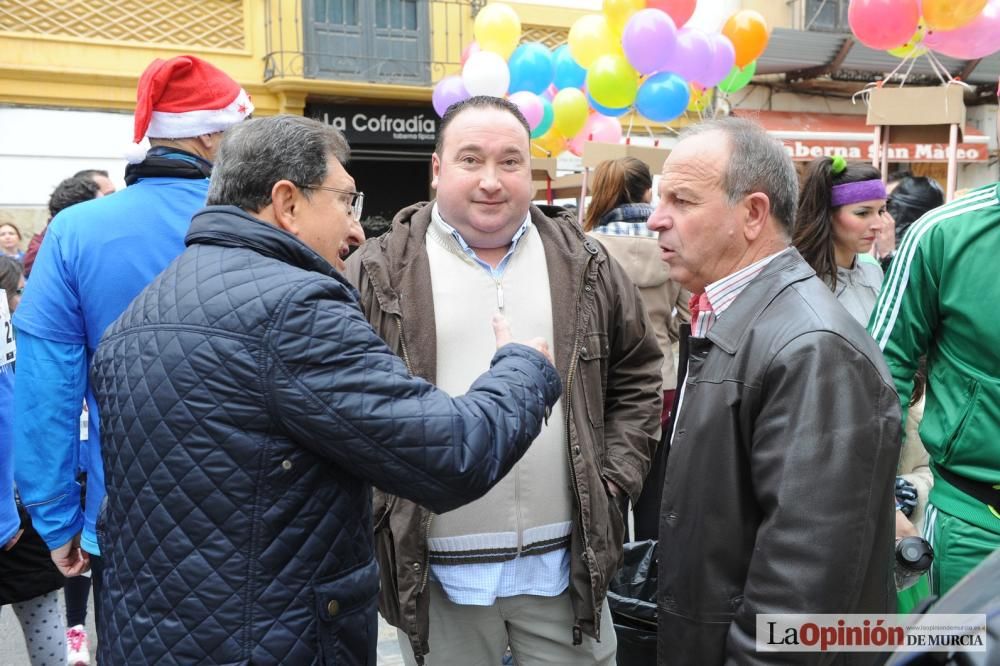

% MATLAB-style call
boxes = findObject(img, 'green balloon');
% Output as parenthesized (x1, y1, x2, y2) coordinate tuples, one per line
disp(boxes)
(718, 60, 757, 94)
(586, 54, 639, 110)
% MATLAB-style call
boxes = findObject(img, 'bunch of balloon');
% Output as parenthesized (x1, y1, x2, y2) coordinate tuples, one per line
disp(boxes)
(434, 1, 773, 160)
(846, 0, 1000, 61)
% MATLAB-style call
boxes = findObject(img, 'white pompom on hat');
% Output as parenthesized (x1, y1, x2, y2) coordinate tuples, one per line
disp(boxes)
(127, 55, 254, 163)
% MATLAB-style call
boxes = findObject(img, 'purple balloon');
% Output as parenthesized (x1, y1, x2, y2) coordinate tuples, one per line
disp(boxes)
(622, 9, 678, 76)
(662, 28, 713, 84)
(432, 75, 470, 118)
(699, 34, 736, 88)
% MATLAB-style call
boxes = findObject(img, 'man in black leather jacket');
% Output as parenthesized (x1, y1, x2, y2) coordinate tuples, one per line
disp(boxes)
(647, 117, 902, 665)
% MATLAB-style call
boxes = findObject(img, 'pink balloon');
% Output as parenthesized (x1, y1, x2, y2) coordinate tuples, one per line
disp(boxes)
(698, 34, 736, 88)
(662, 28, 713, 83)
(508, 91, 545, 130)
(848, 0, 920, 50)
(542, 83, 558, 102)
(924, 0, 1000, 59)
(461, 41, 480, 66)
(569, 112, 624, 155)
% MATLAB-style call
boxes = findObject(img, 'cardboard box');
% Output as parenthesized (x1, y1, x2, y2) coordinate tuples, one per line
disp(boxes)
(581, 141, 671, 172)
(530, 157, 559, 181)
(866, 85, 966, 143)
(533, 172, 584, 200)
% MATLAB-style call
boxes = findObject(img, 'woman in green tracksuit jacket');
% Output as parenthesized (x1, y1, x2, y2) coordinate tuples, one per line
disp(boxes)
(868, 182, 1000, 594)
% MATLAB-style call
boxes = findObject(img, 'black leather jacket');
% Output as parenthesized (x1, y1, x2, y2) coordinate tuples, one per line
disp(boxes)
(658, 250, 902, 666)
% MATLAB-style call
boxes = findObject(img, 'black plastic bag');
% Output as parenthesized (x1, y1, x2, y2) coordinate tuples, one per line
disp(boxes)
(608, 540, 658, 665)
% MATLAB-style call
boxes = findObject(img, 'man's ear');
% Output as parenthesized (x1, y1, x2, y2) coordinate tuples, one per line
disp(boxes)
(196, 132, 224, 161)
(270, 180, 302, 235)
(742, 192, 772, 242)
(431, 152, 441, 191)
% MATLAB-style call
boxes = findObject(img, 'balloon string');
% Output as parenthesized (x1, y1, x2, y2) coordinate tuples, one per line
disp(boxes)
(626, 113, 635, 144)
(883, 52, 912, 86)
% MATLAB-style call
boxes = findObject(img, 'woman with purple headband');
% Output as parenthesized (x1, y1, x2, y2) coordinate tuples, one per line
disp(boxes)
(793, 155, 887, 324)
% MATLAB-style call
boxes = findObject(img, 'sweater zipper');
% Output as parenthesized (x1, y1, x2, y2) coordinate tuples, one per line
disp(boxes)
(495, 276, 504, 311)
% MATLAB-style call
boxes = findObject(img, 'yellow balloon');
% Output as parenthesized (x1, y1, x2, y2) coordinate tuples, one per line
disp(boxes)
(687, 84, 713, 113)
(887, 24, 928, 59)
(921, 0, 986, 31)
(551, 88, 589, 138)
(603, 0, 646, 35)
(568, 14, 622, 69)
(473, 3, 522, 59)
(531, 129, 567, 157)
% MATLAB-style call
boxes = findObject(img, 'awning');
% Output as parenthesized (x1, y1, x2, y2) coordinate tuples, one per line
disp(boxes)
(733, 110, 990, 163)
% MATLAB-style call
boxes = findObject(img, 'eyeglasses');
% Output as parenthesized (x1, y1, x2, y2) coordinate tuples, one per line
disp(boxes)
(297, 184, 364, 220)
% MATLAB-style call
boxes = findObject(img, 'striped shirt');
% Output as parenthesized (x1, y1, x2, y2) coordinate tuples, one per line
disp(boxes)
(692, 248, 792, 338)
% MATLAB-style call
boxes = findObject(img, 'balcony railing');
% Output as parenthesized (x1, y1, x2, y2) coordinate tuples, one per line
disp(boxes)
(264, 0, 486, 86)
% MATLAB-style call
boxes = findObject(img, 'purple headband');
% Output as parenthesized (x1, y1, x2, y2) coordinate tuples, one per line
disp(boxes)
(830, 179, 887, 207)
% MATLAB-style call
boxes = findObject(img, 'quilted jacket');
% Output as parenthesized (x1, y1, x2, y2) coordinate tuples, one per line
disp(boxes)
(90, 205, 562, 665)
(345, 202, 663, 661)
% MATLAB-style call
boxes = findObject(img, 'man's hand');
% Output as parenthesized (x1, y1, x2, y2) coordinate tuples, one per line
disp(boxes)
(51, 534, 91, 577)
(3, 528, 24, 551)
(605, 480, 623, 498)
(493, 313, 554, 365)
(894, 509, 919, 541)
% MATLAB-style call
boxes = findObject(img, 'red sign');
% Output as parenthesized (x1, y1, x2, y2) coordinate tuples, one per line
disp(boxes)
(782, 140, 988, 163)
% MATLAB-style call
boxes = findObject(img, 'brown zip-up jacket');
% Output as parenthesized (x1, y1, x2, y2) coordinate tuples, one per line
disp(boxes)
(344, 202, 663, 662)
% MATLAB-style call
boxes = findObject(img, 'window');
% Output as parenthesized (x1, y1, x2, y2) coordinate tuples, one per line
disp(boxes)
(804, 0, 850, 32)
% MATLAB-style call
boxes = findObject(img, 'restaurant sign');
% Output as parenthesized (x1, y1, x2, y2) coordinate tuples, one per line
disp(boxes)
(308, 103, 436, 145)
(782, 140, 987, 163)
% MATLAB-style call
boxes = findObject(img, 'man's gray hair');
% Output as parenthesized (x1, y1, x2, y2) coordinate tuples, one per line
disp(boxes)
(207, 115, 350, 211)
(678, 116, 798, 234)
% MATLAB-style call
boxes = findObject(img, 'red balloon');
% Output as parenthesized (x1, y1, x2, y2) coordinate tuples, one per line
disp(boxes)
(646, 0, 697, 28)
(847, 0, 920, 50)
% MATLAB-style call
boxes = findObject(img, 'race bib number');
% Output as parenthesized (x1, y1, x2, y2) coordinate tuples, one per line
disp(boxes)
(0, 290, 14, 368)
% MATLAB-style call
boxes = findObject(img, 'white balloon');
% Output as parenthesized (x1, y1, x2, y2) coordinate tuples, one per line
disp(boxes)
(461, 51, 510, 98)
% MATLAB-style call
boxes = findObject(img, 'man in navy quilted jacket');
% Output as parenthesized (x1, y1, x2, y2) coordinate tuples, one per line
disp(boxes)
(90, 114, 562, 666)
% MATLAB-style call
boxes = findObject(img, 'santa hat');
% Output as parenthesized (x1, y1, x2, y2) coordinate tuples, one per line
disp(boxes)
(127, 55, 254, 162)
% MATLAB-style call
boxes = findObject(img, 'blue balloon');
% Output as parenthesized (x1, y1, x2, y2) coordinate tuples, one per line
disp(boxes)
(531, 98, 554, 138)
(508, 43, 554, 95)
(635, 72, 689, 122)
(552, 44, 586, 90)
(588, 94, 630, 118)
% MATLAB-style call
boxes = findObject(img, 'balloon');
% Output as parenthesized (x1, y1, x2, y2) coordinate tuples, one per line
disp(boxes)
(887, 24, 927, 58)
(461, 41, 480, 66)
(722, 9, 770, 67)
(622, 8, 679, 75)
(432, 75, 471, 117)
(847, 0, 920, 50)
(567, 113, 624, 156)
(588, 94, 631, 117)
(687, 84, 713, 113)
(586, 54, 639, 109)
(921, 0, 987, 31)
(531, 128, 567, 158)
(551, 87, 589, 138)
(508, 43, 555, 95)
(924, 0, 1000, 59)
(531, 97, 555, 138)
(568, 14, 621, 69)
(462, 51, 510, 97)
(717, 60, 757, 93)
(646, 0, 696, 27)
(699, 34, 736, 87)
(662, 28, 713, 84)
(473, 2, 521, 58)
(509, 91, 545, 130)
(603, 0, 645, 35)
(635, 72, 689, 122)
(552, 44, 587, 91)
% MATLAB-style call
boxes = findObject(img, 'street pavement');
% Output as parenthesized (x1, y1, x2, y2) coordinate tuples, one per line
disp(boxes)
(1, 595, 403, 665)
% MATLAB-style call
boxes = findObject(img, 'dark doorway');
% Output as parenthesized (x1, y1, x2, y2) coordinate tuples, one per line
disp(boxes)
(349, 149, 432, 235)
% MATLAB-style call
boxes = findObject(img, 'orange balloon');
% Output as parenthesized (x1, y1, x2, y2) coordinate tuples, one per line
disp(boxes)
(922, 0, 987, 31)
(722, 10, 770, 68)
(531, 129, 567, 158)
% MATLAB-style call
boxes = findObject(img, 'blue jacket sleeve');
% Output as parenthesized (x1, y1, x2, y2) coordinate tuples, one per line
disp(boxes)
(0, 366, 19, 546)
(12, 329, 87, 550)
(266, 280, 563, 515)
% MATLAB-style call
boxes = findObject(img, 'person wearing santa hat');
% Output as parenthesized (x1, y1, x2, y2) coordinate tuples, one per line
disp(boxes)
(12, 54, 252, 654)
